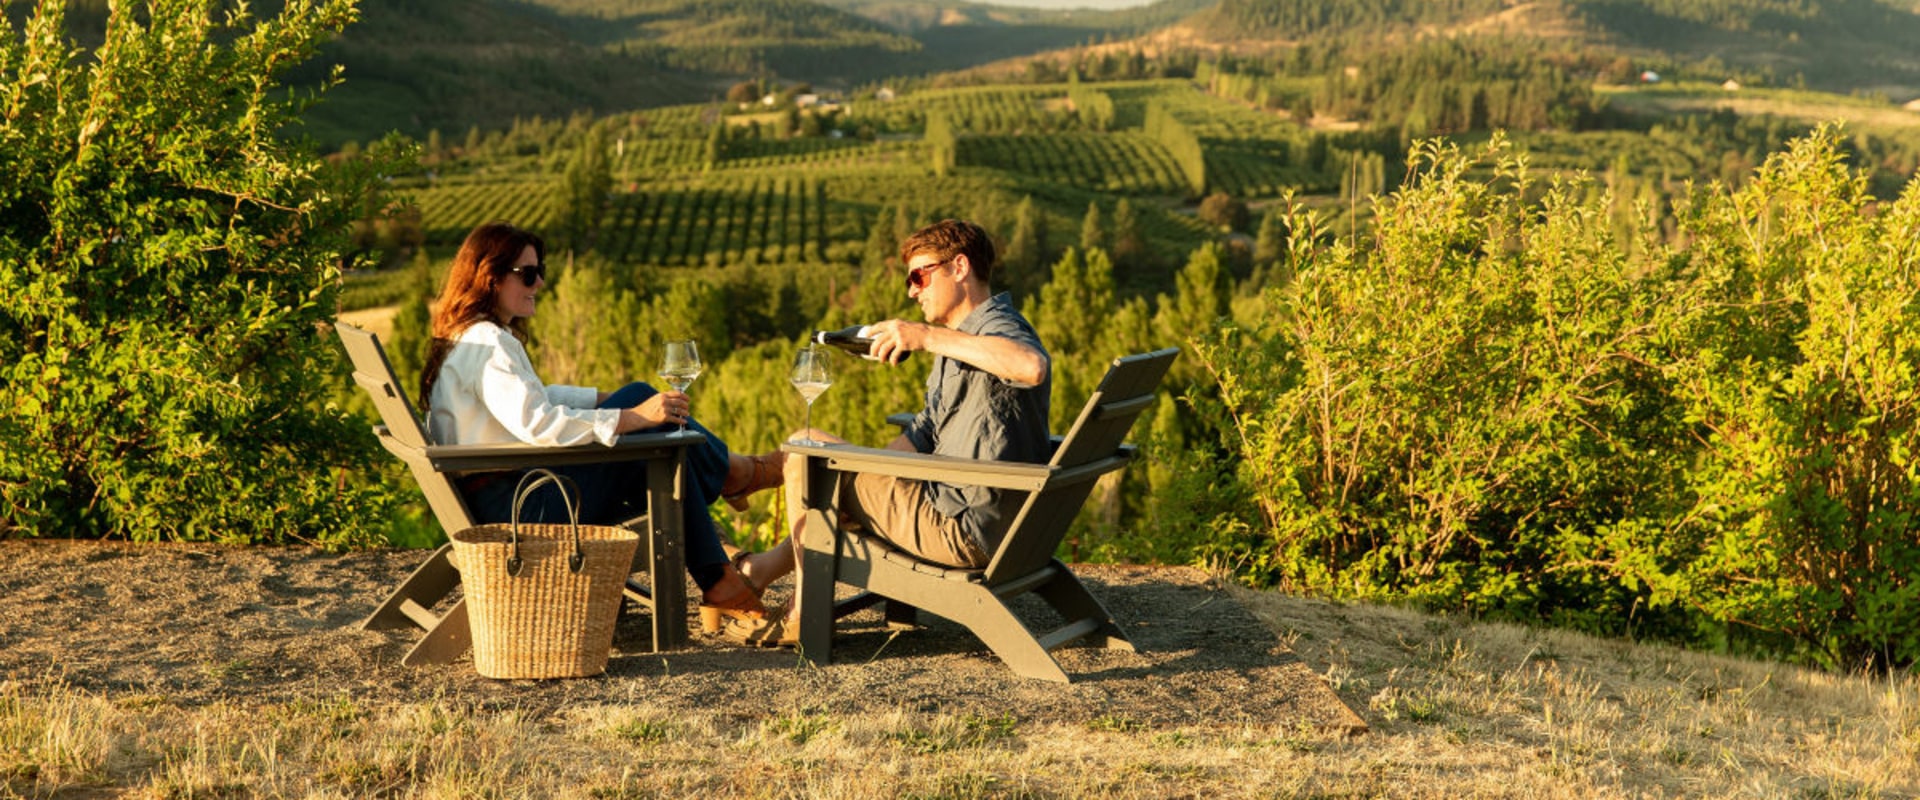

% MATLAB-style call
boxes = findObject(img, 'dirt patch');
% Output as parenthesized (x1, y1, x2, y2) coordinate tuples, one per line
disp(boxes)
(0, 540, 1364, 732)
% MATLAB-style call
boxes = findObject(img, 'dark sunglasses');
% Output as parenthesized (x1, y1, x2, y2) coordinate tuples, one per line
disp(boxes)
(905, 259, 952, 290)
(506, 262, 546, 287)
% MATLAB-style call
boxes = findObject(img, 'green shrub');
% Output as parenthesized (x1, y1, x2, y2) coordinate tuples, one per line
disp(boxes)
(0, 0, 404, 547)
(1605, 126, 1920, 670)
(1194, 128, 1920, 668)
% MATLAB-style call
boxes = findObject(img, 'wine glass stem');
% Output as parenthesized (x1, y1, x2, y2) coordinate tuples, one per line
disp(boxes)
(802, 400, 813, 444)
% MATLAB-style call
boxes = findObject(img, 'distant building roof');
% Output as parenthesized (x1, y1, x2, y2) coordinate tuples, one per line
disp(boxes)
(1721, 79, 1742, 91)
(1640, 70, 1661, 83)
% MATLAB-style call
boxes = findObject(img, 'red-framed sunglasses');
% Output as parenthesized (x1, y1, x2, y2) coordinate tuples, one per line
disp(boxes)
(905, 259, 952, 289)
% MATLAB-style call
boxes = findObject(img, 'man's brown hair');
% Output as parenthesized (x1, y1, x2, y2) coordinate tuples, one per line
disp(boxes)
(900, 219, 997, 287)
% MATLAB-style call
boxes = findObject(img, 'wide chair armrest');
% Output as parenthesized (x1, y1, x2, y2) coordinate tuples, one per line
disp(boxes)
(376, 427, 707, 472)
(887, 413, 1104, 452)
(781, 440, 1136, 493)
(781, 441, 1053, 492)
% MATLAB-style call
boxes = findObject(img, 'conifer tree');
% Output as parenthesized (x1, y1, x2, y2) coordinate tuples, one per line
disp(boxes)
(1155, 242, 1231, 390)
(1110, 197, 1146, 269)
(1003, 196, 1048, 297)
(385, 252, 437, 401)
(860, 205, 897, 271)
(703, 120, 727, 171)
(925, 109, 956, 177)
(531, 258, 638, 389)
(554, 122, 612, 252)
(1079, 201, 1108, 255)
(1251, 205, 1292, 290)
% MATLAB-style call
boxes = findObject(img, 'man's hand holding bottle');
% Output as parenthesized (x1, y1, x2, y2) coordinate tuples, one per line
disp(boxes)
(814, 321, 927, 365)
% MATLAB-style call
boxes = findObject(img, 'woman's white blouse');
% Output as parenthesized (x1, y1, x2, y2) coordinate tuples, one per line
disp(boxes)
(426, 322, 620, 447)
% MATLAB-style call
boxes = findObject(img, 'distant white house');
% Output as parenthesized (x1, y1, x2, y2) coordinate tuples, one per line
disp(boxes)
(795, 93, 820, 108)
(1905, 98, 1920, 113)
(875, 87, 896, 102)
(1640, 70, 1661, 83)
(1721, 79, 1742, 92)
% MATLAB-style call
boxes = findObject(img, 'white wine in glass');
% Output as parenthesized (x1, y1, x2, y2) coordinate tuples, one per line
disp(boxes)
(659, 340, 703, 432)
(790, 345, 832, 445)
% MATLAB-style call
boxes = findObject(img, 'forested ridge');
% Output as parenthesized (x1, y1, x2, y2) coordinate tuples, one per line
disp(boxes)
(1189, 0, 1920, 97)
(216, 0, 1920, 147)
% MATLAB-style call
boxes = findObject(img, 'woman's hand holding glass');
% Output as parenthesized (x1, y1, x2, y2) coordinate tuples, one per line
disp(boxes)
(614, 389, 691, 433)
(616, 390, 689, 434)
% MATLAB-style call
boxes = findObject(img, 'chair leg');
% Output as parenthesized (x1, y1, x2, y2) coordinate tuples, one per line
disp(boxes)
(1032, 562, 1135, 652)
(796, 509, 839, 666)
(945, 589, 1072, 684)
(400, 598, 472, 666)
(884, 599, 919, 629)
(361, 544, 460, 631)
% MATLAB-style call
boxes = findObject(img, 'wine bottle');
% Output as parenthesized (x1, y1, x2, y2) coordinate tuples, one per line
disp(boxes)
(813, 324, 907, 363)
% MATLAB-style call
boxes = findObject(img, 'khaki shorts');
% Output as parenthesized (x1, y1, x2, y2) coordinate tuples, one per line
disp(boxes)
(836, 472, 990, 569)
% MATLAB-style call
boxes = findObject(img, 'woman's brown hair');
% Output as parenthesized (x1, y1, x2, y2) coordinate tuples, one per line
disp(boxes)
(418, 221, 545, 410)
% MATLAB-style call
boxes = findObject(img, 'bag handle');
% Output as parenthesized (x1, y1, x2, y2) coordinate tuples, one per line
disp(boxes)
(507, 469, 587, 576)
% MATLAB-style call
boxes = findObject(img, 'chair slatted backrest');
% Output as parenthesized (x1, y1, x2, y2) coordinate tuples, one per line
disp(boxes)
(335, 322, 476, 532)
(982, 348, 1179, 584)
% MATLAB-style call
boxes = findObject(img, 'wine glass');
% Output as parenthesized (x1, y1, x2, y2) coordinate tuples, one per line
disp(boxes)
(789, 345, 833, 445)
(659, 340, 703, 433)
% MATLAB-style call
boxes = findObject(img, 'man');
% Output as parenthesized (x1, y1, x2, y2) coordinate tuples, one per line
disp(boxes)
(727, 218, 1053, 646)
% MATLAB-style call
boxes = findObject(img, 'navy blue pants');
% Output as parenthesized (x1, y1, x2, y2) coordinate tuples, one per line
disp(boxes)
(458, 382, 731, 586)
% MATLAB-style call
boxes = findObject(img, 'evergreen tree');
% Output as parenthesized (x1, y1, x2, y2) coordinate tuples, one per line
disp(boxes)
(554, 122, 613, 252)
(1110, 197, 1146, 270)
(703, 120, 727, 171)
(1154, 242, 1231, 389)
(530, 257, 638, 389)
(1079, 201, 1108, 255)
(1003, 196, 1048, 298)
(1251, 204, 1292, 290)
(925, 109, 956, 177)
(385, 252, 437, 397)
(860, 204, 897, 272)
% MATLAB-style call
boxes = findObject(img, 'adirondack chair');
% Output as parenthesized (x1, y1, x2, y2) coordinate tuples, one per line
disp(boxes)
(784, 347, 1178, 683)
(335, 322, 706, 664)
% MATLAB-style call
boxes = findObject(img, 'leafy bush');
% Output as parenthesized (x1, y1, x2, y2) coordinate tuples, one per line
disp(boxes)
(1194, 128, 1920, 668)
(0, 0, 404, 547)
(1605, 127, 1920, 670)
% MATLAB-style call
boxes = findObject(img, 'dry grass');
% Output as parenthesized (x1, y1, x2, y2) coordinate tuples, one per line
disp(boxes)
(4, 585, 1916, 798)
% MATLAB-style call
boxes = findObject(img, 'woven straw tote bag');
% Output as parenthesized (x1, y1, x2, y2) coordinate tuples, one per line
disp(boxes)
(450, 470, 640, 679)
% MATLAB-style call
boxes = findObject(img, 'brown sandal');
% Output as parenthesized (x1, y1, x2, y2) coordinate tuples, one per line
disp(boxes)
(721, 610, 798, 649)
(720, 452, 786, 512)
(697, 560, 767, 634)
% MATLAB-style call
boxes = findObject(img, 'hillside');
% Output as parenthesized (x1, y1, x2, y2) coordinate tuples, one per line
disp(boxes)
(295, 0, 1205, 147)
(294, 0, 928, 147)
(1180, 0, 1920, 98)
(290, 0, 1920, 146)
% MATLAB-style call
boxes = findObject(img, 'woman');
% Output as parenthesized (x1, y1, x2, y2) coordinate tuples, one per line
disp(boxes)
(420, 221, 781, 632)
